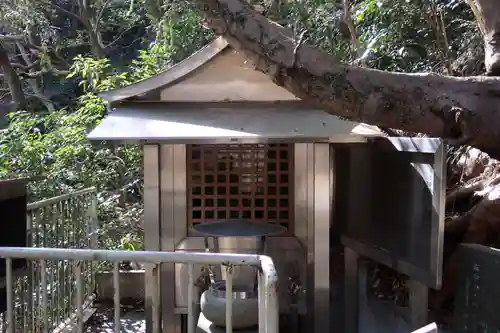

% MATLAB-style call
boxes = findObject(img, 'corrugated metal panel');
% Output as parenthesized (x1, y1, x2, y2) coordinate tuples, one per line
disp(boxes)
(87, 104, 383, 143)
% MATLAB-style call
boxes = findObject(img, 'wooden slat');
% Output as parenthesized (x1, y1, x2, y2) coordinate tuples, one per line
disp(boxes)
(186, 144, 294, 231)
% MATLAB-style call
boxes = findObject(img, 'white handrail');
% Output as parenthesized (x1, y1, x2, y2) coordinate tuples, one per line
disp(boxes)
(411, 322, 438, 333)
(0, 247, 279, 333)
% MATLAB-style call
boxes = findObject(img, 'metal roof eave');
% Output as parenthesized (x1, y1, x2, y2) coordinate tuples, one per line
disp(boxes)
(87, 104, 384, 144)
(87, 136, 373, 145)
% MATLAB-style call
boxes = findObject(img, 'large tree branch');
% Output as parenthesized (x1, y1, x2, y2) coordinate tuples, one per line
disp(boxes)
(16, 42, 55, 112)
(192, 0, 500, 159)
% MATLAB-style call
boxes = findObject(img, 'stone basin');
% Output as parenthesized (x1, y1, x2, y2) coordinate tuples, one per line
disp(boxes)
(200, 280, 259, 329)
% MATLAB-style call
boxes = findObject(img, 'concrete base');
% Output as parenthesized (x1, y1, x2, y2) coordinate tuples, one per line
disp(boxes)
(95, 270, 145, 301)
(197, 313, 258, 333)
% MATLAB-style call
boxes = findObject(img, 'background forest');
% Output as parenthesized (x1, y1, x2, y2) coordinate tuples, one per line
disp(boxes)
(0, 0, 491, 322)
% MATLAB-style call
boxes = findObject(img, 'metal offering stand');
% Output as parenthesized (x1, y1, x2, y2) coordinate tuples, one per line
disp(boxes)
(191, 220, 285, 329)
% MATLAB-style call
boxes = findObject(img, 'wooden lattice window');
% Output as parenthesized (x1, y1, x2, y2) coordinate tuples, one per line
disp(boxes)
(187, 144, 294, 231)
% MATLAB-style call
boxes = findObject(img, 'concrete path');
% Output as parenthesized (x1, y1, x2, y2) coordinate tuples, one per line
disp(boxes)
(85, 308, 145, 333)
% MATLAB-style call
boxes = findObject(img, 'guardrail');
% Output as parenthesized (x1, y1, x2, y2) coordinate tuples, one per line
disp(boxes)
(411, 323, 438, 333)
(27, 187, 98, 249)
(0, 188, 98, 333)
(0, 247, 279, 333)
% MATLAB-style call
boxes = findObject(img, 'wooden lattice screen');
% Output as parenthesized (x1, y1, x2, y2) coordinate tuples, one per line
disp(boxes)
(187, 144, 294, 231)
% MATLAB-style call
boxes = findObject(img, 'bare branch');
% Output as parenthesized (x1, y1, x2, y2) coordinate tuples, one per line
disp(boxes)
(289, 30, 307, 68)
(95, 0, 115, 31)
(11, 60, 41, 71)
(0, 35, 25, 42)
(342, 0, 356, 41)
(15, 42, 56, 111)
(15, 42, 32, 65)
(23, 68, 70, 78)
(104, 24, 137, 49)
(39, 0, 87, 25)
(0, 68, 71, 79)
(424, 1, 453, 74)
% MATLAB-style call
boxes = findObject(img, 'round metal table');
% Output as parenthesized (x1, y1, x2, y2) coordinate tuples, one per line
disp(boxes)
(191, 219, 286, 287)
(191, 219, 286, 253)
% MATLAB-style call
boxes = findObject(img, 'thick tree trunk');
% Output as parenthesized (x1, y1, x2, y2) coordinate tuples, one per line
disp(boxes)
(192, 0, 500, 159)
(467, 0, 500, 76)
(0, 44, 25, 109)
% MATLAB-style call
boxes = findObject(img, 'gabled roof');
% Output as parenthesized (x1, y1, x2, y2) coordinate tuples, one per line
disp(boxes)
(99, 37, 229, 102)
(92, 37, 385, 142)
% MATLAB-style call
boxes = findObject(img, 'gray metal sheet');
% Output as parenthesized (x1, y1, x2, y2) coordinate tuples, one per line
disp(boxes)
(335, 137, 446, 289)
(87, 105, 382, 143)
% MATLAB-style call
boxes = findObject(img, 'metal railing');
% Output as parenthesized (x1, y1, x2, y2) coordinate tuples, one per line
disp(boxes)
(0, 188, 98, 333)
(27, 187, 98, 249)
(0, 247, 279, 333)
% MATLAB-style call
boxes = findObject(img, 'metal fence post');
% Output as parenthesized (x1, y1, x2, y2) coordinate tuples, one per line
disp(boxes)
(151, 264, 161, 333)
(89, 192, 98, 249)
(260, 256, 279, 333)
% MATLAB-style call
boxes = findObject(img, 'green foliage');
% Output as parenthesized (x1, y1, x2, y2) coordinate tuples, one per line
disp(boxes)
(130, 43, 175, 80)
(130, 5, 214, 81)
(0, 4, 216, 249)
(160, 7, 215, 63)
(67, 56, 131, 92)
(270, 0, 481, 74)
(351, 0, 481, 73)
(0, 55, 141, 250)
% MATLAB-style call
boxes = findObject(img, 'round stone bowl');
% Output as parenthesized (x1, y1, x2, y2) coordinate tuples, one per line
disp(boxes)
(200, 280, 259, 329)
